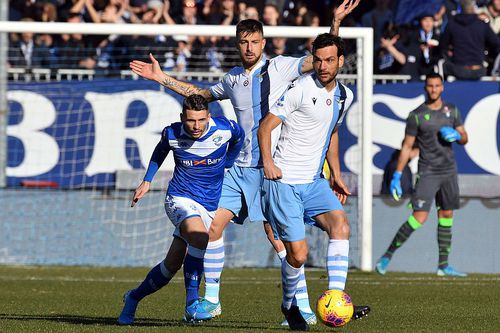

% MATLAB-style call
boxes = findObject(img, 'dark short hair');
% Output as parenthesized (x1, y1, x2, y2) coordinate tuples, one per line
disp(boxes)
(236, 19, 264, 39)
(425, 72, 443, 83)
(182, 94, 208, 113)
(312, 33, 345, 57)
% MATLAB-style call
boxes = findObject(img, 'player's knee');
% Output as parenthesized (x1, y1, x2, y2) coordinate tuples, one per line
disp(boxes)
(325, 214, 350, 239)
(287, 248, 308, 267)
(188, 231, 209, 249)
(438, 210, 453, 219)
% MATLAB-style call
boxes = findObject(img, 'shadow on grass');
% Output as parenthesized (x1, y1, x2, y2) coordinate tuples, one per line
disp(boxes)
(0, 313, 288, 331)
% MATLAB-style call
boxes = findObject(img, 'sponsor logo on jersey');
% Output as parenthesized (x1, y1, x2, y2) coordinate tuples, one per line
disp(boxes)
(326, 98, 332, 106)
(180, 157, 224, 167)
(424, 114, 431, 121)
(444, 106, 450, 118)
(312, 97, 317, 105)
(243, 80, 249, 87)
(416, 199, 426, 208)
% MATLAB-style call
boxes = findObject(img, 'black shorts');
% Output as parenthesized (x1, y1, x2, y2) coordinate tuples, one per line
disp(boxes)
(411, 173, 460, 211)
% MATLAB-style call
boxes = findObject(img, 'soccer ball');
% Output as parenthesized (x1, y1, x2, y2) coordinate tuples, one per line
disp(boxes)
(316, 289, 354, 327)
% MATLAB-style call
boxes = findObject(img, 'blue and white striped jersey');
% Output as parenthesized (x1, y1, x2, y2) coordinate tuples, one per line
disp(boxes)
(144, 117, 244, 211)
(209, 55, 306, 168)
(270, 74, 353, 184)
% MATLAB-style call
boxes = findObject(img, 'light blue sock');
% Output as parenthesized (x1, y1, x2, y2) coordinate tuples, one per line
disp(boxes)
(184, 246, 205, 306)
(281, 259, 302, 310)
(327, 239, 349, 290)
(277, 250, 312, 312)
(130, 261, 174, 301)
(204, 237, 224, 303)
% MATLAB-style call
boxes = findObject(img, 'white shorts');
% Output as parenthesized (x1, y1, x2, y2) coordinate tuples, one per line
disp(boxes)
(164, 194, 216, 241)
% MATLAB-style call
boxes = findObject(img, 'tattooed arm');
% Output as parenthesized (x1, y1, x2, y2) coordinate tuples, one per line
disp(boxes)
(129, 53, 214, 102)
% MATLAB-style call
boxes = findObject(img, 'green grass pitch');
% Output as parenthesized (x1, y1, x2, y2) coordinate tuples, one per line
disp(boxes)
(0, 266, 499, 332)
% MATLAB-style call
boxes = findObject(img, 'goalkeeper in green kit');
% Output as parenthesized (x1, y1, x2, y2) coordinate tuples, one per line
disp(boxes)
(375, 73, 469, 277)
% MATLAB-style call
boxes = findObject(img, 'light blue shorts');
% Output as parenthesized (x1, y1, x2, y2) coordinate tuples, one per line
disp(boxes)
(261, 178, 343, 242)
(218, 165, 265, 224)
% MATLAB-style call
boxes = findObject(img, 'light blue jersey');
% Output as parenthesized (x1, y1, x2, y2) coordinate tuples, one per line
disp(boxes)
(209, 55, 306, 168)
(144, 117, 244, 211)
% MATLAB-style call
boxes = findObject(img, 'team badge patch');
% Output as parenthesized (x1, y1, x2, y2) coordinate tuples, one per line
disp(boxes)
(243, 80, 249, 87)
(212, 134, 223, 146)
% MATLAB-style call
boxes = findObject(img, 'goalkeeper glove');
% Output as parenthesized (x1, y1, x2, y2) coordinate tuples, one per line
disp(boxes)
(390, 171, 403, 201)
(439, 126, 461, 142)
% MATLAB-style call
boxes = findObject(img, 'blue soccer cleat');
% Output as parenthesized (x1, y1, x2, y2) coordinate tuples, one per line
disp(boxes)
(437, 266, 467, 277)
(117, 290, 139, 325)
(198, 297, 222, 317)
(375, 256, 391, 275)
(281, 310, 317, 326)
(184, 299, 213, 322)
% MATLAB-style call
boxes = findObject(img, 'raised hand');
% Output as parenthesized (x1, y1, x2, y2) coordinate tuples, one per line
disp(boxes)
(129, 53, 164, 82)
(334, 0, 361, 22)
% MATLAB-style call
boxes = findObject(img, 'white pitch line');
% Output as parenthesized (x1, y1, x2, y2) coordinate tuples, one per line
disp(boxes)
(0, 274, 499, 286)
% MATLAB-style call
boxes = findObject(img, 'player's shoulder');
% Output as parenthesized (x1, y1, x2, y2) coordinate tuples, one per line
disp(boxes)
(161, 122, 181, 140)
(336, 82, 353, 100)
(292, 72, 315, 88)
(212, 116, 234, 128)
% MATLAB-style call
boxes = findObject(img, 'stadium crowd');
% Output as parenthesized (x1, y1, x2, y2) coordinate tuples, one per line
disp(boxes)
(7, 0, 500, 79)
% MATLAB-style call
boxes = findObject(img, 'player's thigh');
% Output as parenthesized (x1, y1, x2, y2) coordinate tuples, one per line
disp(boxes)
(218, 166, 264, 224)
(301, 179, 347, 236)
(180, 216, 209, 248)
(411, 173, 441, 211)
(261, 179, 305, 242)
(165, 195, 214, 242)
(208, 208, 234, 241)
(436, 173, 460, 210)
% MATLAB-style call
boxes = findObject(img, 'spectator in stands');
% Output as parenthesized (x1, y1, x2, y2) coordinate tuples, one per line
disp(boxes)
(477, 0, 500, 34)
(203, 0, 238, 25)
(262, 2, 281, 26)
(241, 4, 260, 21)
(8, 18, 53, 69)
(361, 0, 393, 49)
(441, 0, 500, 79)
(403, 14, 442, 79)
(375, 23, 409, 76)
(53, 12, 97, 69)
(174, 0, 204, 24)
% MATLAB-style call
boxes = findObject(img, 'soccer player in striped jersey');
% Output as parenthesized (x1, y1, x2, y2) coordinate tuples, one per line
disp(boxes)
(258, 33, 369, 331)
(118, 94, 244, 324)
(129, 1, 362, 324)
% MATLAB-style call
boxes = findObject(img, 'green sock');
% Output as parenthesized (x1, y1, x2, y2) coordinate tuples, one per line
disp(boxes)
(384, 216, 422, 259)
(438, 218, 453, 269)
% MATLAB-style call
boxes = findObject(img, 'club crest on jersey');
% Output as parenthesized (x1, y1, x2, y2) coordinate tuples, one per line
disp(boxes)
(257, 71, 267, 82)
(277, 95, 285, 107)
(212, 134, 223, 146)
(444, 106, 450, 118)
(326, 98, 332, 106)
(243, 80, 249, 87)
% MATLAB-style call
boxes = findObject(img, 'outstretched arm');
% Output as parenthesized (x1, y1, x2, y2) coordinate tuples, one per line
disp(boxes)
(130, 53, 214, 101)
(300, 0, 360, 73)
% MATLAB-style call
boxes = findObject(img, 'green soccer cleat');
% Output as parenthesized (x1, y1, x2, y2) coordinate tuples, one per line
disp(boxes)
(198, 297, 222, 317)
(437, 266, 467, 277)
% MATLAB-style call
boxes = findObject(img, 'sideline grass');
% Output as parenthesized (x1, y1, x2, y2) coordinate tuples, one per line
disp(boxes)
(0, 265, 499, 332)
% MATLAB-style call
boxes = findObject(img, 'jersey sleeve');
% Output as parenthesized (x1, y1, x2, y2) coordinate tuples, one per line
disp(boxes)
(452, 106, 464, 128)
(225, 120, 245, 168)
(144, 127, 171, 182)
(405, 111, 418, 137)
(336, 85, 354, 128)
(269, 82, 303, 121)
(272, 55, 306, 82)
(209, 75, 229, 100)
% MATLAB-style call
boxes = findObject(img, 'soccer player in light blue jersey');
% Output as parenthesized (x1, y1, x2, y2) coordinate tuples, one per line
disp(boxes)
(129, 0, 362, 324)
(258, 33, 369, 331)
(118, 94, 244, 324)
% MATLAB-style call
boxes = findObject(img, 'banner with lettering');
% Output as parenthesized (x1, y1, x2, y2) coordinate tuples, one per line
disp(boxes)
(6, 80, 500, 188)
